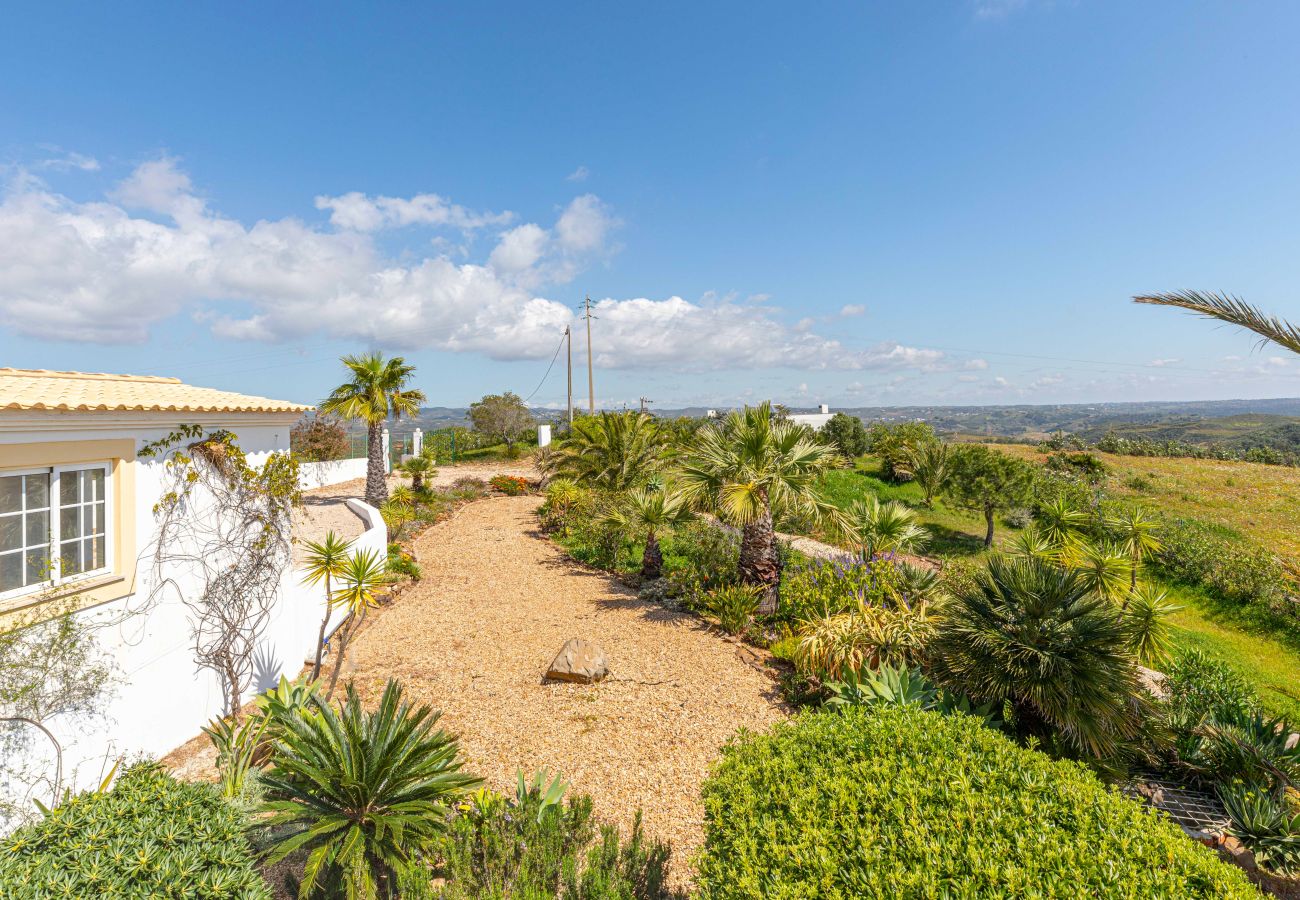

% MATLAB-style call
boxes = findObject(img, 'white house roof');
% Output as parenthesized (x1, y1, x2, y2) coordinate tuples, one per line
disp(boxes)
(0, 368, 312, 414)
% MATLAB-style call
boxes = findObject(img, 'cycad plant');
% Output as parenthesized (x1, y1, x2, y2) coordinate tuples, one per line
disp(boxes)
(906, 441, 950, 507)
(677, 403, 842, 614)
(542, 411, 661, 492)
(848, 496, 928, 562)
(320, 353, 425, 508)
(299, 531, 355, 681)
(325, 548, 393, 700)
(929, 556, 1149, 763)
(260, 679, 481, 900)
(601, 488, 693, 580)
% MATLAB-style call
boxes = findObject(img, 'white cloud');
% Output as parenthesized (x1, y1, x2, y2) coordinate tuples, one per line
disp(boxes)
(957, 373, 980, 383)
(36, 148, 100, 172)
(314, 190, 511, 232)
(1147, 357, 1181, 367)
(565, 166, 590, 182)
(1030, 373, 1065, 389)
(0, 158, 947, 375)
(993, 376, 1012, 388)
(839, 304, 865, 317)
(1266, 356, 1289, 368)
(963, 358, 989, 370)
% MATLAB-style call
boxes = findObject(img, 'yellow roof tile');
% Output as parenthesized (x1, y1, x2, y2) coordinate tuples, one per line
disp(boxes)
(0, 368, 312, 414)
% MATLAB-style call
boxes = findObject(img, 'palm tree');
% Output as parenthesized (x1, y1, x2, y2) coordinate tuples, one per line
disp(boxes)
(1035, 496, 1092, 553)
(602, 488, 694, 580)
(398, 452, 436, 493)
(299, 531, 354, 682)
(1005, 524, 1058, 563)
(1121, 582, 1181, 666)
(320, 353, 426, 508)
(1134, 291, 1300, 356)
(542, 411, 661, 491)
(325, 548, 392, 700)
(929, 556, 1148, 762)
(677, 403, 842, 614)
(848, 496, 928, 561)
(1106, 506, 1163, 595)
(260, 679, 481, 899)
(907, 441, 950, 508)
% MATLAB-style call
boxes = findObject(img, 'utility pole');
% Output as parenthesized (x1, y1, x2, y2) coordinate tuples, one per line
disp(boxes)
(584, 295, 595, 414)
(639, 397, 652, 414)
(564, 325, 573, 426)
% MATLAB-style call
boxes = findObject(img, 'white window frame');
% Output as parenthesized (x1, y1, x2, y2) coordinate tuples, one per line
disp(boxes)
(0, 462, 113, 602)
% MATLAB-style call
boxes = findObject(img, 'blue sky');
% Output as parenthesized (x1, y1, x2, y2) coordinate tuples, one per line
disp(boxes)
(2, 1, 1299, 410)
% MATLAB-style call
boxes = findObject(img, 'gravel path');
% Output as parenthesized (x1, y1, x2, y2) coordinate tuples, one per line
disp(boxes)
(346, 495, 787, 885)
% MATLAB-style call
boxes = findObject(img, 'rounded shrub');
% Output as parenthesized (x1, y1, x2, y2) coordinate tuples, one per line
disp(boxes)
(0, 762, 269, 898)
(697, 707, 1257, 899)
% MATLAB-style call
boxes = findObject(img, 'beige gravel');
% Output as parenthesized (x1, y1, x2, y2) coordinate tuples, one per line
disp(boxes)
(346, 495, 787, 885)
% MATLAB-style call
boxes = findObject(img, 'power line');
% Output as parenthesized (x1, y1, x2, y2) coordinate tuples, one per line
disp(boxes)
(521, 331, 568, 403)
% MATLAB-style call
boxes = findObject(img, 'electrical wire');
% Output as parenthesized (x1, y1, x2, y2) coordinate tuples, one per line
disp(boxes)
(521, 332, 567, 403)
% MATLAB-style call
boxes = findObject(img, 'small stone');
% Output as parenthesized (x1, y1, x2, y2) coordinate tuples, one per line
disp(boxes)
(546, 638, 609, 684)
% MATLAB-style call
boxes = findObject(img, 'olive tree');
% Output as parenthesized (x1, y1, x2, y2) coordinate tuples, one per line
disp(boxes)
(468, 391, 535, 452)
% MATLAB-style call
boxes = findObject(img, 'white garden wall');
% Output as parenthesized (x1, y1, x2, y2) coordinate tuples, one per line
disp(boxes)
(298, 456, 368, 490)
(0, 410, 384, 826)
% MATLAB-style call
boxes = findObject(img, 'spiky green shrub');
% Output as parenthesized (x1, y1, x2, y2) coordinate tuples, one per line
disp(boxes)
(414, 777, 677, 898)
(696, 707, 1258, 899)
(0, 762, 270, 898)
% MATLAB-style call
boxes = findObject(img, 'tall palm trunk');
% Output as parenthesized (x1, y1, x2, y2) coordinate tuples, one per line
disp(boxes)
(641, 529, 664, 580)
(739, 500, 780, 616)
(365, 421, 387, 508)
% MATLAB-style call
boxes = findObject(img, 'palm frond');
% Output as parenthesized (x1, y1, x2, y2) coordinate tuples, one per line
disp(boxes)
(1135, 291, 1300, 355)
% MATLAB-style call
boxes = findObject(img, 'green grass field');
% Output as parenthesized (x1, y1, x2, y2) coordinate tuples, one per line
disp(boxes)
(811, 455, 1300, 722)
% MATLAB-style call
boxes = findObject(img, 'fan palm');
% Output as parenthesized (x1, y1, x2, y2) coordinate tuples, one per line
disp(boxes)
(848, 496, 928, 561)
(325, 548, 393, 700)
(1134, 291, 1300, 356)
(398, 452, 435, 493)
(907, 441, 951, 507)
(601, 488, 694, 580)
(929, 556, 1148, 761)
(260, 679, 481, 900)
(677, 403, 843, 615)
(320, 353, 425, 508)
(1106, 505, 1163, 595)
(542, 411, 661, 491)
(299, 531, 354, 682)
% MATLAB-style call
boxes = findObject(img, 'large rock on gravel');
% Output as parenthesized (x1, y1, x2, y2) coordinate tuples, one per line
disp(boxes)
(546, 638, 609, 684)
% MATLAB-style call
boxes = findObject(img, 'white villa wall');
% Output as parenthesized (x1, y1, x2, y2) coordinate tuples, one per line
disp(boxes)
(0, 411, 384, 820)
(298, 456, 369, 490)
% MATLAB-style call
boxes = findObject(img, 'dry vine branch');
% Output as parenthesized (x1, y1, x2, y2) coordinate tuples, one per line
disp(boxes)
(142, 427, 301, 719)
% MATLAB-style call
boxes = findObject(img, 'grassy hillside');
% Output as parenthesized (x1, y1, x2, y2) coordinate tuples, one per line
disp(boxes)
(990, 443, 1300, 567)
(810, 453, 1300, 722)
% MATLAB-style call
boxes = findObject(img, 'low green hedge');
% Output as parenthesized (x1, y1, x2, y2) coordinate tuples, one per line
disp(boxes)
(697, 707, 1258, 899)
(0, 762, 269, 899)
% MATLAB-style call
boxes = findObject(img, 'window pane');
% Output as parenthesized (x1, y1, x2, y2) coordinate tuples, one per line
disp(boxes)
(25, 549, 47, 583)
(94, 502, 106, 533)
(60, 472, 79, 506)
(0, 477, 20, 514)
(89, 469, 105, 501)
(25, 475, 49, 510)
(61, 507, 81, 541)
(85, 537, 104, 570)
(60, 540, 83, 575)
(0, 551, 20, 591)
(25, 510, 48, 546)
(0, 514, 19, 552)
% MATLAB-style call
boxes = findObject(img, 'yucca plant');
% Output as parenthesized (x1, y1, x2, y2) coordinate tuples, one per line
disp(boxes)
(1121, 582, 1180, 666)
(202, 713, 268, 800)
(299, 531, 354, 681)
(929, 556, 1150, 763)
(906, 440, 950, 507)
(1005, 524, 1059, 563)
(1068, 539, 1135, 604)
(1105, 505, 1163, 596)
(260, 679, 481, 900)
(325, 548, 393, 700)
(1035, 496, 1092, 554)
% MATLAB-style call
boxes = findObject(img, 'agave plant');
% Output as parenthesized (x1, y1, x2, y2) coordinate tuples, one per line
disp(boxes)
(260, 679, 481, 899)
(823, 663, 1000, 726)
(895, 561, 944, 604)
(1218, 782, 1300, 876)
(929, 556, 1149, 762)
